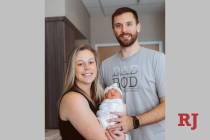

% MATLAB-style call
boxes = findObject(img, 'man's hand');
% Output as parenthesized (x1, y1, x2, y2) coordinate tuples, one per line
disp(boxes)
(107, 112, 133, 133)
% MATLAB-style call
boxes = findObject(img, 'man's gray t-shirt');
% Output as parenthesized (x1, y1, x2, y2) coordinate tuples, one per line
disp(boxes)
(101, 47, 165, 140)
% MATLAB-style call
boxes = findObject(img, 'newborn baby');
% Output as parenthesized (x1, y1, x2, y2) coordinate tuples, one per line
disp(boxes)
(97, 83, 125, 128)
(97, 83, 130, 140)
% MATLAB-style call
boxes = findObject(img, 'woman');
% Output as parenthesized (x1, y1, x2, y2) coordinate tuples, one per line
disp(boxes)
(58, 44, 125, 140)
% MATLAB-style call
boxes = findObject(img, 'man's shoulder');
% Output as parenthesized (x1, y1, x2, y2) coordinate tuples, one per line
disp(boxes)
(142, 47, 165, 58)
(142, 47, 161, 54)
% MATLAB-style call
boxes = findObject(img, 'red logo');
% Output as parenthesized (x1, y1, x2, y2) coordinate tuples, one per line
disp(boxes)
(178, 113, 198, 130)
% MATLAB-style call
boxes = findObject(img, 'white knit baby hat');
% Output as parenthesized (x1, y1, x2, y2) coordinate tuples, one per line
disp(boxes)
(104, 83, 123, 96)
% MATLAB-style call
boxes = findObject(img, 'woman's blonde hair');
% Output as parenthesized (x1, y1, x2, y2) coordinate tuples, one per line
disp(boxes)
(63, 44, 104, 104)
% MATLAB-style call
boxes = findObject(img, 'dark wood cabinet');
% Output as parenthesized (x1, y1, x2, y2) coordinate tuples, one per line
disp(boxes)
(45, 16, 85, 128)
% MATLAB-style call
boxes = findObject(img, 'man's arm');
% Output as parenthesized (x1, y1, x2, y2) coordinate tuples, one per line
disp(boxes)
(108, 97, 165, 133)
(137, 97, 165, 127)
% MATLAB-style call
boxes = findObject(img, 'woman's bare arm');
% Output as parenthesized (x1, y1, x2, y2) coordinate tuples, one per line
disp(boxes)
(60, 92, 107, 140)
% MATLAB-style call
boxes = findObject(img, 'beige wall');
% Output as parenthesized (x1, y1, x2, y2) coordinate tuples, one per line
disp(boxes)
(45, 0, 90, 39)
(90, 13, 165, 48)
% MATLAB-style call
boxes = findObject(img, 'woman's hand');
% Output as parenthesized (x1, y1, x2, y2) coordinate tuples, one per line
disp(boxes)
(105, 129, 125, 140)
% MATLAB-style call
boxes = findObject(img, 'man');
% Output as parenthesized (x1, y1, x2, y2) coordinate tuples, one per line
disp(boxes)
(100, 7, 165, 140)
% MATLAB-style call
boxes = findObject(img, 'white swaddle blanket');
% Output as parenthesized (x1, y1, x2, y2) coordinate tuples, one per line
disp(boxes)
(97, 99, 125, 128)
(97, 83, 130, 140)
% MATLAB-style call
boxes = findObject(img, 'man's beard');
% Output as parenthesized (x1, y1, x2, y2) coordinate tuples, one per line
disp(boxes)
(115, 32, 138, 47)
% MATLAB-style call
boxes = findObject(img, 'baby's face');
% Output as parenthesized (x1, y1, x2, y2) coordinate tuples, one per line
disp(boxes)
(105, 89, 122, 99)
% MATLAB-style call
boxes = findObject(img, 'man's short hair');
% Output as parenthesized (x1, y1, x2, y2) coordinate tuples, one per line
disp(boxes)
(112, 7, 139, 28)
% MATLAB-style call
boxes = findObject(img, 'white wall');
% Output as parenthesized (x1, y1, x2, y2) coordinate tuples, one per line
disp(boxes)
(140, 13, 165, 42)
(90, 13, 165, 48)
(45, 0, 65, 17)
(90, 16, 114, 46)
(65, 0, 90, 39)
(45, 0, 90, 39)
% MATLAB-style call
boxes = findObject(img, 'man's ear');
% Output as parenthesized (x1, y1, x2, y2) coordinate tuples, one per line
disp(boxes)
(137, 22, 141, 33)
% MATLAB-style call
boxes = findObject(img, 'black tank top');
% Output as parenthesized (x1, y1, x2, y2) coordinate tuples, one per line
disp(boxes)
(58, 87, 98, 140)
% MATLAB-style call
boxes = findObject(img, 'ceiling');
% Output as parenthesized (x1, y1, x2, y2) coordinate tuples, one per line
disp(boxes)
(81, 0, 165, 17)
